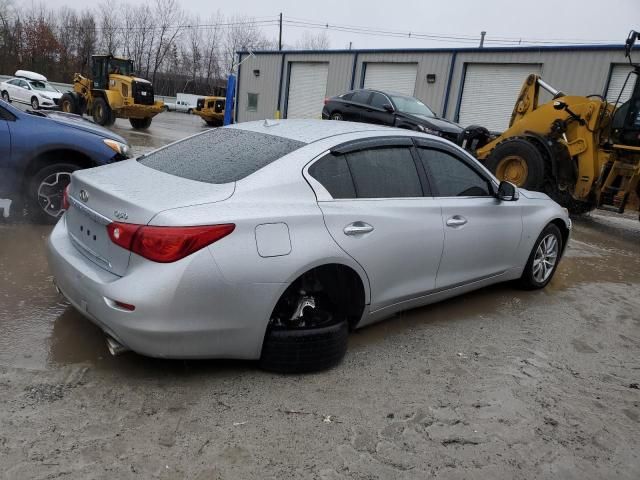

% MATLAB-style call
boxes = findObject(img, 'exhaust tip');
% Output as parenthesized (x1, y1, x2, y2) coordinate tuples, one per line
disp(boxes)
(106, 336, 129, 356)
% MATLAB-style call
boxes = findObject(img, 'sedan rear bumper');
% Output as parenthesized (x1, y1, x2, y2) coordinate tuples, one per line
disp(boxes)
(47, 217, 281, 360)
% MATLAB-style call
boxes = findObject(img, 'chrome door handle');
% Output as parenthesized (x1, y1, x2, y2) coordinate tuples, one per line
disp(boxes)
(344, 222, 374, 236)
(446, 216, 468, 227)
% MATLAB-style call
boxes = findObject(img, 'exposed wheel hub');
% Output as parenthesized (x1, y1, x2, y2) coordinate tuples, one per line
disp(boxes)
(37, 171, 72, 218)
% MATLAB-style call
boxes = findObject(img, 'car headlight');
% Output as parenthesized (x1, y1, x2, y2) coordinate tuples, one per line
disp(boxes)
(103, 139, 131, 158)
(416, 124, 440, 136)
(41, 94, 51, 100)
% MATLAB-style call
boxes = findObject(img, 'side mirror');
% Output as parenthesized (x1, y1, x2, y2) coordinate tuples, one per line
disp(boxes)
(497, 181, 519, 201)
(382, 103, 394, 113)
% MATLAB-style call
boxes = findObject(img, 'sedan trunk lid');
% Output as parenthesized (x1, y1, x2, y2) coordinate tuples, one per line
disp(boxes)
(66, 159, 235, 276)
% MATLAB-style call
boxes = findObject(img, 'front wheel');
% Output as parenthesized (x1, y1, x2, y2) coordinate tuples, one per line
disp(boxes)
(31, 97, 40, 110)
(129, 117, 152, 129)
(29, 163, 79, 223)
(92, 97, 115, 126)
(518, 223, 563, 290)
(485, 138, 545, 191)
(60, 93, 80, 114)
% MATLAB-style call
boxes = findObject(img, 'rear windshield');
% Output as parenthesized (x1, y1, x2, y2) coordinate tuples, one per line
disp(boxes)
(139, 128, 306, 184)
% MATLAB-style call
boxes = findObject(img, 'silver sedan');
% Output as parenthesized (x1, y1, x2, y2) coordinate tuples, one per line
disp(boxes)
(47, 120, 571, 372)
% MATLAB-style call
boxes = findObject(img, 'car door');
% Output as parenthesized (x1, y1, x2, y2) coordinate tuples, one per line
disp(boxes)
(307, 137, 444, 312)
(5, 79, 19, 100)
(364, 92, 396, 126)
(343, 90, 371, 122)
(16, 80, 30, 103)
(415, 140, 523, 289)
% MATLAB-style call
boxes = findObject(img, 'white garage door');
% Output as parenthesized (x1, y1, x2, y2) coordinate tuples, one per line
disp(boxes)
(458, 63, 541, 132)
(364, 63, 418, 96)
(287, 62, 329, 119)
(606, 64, 636, 104)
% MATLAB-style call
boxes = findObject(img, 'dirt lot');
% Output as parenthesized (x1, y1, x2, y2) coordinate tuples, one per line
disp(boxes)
(1, 113, 639, 479)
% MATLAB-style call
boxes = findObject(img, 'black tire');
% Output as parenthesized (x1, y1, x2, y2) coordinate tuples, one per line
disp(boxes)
(330, 112, 343, 121)
(31, 97, 39, 110)
(547, 187, 595, 215)
(518, 223, 563, 290)
(59, 93, 80, 114)
(129, 117, 152, 129)
(260, 320, 349, 374)
(485, 138, 546, 191)
(205, 119, 222, 127)
(28, 162, 79, 224)
(187, 108, 193, 115)
(92, 97, 114, 126)
(1, 91, 10, 102)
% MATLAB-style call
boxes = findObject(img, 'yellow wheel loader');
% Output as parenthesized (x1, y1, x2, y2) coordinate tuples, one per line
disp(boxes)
(193, 96, 227, 126)
(59, 55, 164, 130)
(461, 31, 640, 219)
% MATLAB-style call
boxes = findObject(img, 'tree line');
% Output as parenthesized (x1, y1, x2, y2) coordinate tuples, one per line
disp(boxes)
(0, 0, 329, 96)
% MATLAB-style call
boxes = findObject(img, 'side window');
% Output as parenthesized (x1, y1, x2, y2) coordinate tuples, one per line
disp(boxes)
(351, 91, 371, 104)
(8, 79, 19, 86)
(340, 92, 354, 101)
(347, 147, 423, 198)
(419, 148, 492, 197)
(369, 92, 388, 109)
(309, 155, 356, 199)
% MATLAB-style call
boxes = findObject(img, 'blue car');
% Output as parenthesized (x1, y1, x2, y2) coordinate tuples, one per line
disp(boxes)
(0, 100, 131, 222)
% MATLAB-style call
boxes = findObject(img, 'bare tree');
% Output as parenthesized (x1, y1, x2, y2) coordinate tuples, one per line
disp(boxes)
(222, 15, 270, 75)
(295, 30, 330, 50)
(96, 0, 121, 55)
(201, 12, 223, 91)
(150, 0, 185, 83)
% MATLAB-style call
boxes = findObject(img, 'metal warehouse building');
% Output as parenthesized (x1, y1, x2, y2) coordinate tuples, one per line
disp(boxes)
(235, 45, 634, 131)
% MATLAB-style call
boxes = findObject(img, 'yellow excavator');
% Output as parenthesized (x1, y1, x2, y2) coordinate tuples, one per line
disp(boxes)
(60, 55, 164, 130)
(460, 31, 640, 219)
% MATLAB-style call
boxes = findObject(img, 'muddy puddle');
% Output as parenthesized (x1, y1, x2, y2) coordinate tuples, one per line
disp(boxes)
(1, 212, 638, 372)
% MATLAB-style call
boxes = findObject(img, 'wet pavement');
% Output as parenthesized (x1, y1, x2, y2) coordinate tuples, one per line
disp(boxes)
(0, 210, 639, 478)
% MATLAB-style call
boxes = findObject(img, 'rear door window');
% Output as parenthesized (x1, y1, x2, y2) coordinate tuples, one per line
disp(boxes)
(139, 128, 305, 184)
(347, 147, 423, 198)
(309, 155, 356, 199)
(351, 91, 371, 104)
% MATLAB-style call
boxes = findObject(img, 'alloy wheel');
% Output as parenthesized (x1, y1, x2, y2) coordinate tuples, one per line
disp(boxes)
(532, 233, 558, 283)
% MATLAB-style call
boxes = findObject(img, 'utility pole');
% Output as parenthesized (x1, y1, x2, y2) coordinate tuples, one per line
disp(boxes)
(279, 13, 283, 51)
(479, 31, 486, 48)
(349, 41, 352, 50)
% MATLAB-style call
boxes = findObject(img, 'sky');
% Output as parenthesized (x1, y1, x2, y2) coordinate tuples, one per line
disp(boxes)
(42, 0, 639, 50)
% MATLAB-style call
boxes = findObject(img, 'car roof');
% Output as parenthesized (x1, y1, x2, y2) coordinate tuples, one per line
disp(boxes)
(228, 119, 395, 144)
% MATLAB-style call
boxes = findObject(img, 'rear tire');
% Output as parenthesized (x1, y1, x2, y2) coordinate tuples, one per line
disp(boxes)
(485, 138, 545, 191)
(330, 112, 343, 121)
(260, 320, 349, 374)
(205, 119, 222, 127)
(28, 162, 79, 224)
(518, 223, 563, 290)
(187, 108, 193, 114)
(1, 91, 10, 102)
(129, 117, 152, 129)
(92, 97, 114, 126)
(60, 93, 80, 114)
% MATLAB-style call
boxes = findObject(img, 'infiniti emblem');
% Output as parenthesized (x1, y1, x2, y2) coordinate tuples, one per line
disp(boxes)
(79, 189, 89, 202)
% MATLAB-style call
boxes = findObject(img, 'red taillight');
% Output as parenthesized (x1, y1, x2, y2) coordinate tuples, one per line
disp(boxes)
(63, 185, 70, 210)
(324, 97, 329, 105)
(107, 223, 235, 263)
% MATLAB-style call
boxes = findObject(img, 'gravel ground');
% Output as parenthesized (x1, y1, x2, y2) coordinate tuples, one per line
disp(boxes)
(0, 112, 639, 479)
